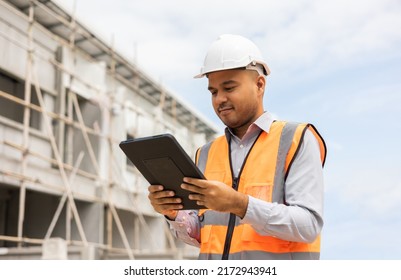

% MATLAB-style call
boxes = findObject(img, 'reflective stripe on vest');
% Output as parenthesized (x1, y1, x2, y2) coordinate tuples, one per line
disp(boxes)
(198, 251, 320, 260)
(195, 121, 326, 260)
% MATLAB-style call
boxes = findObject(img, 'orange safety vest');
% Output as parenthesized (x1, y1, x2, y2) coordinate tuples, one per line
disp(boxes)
(195, 121, 326, 260)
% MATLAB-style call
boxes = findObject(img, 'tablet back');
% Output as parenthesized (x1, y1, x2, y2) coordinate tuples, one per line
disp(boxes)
(119, 134, 206, 209)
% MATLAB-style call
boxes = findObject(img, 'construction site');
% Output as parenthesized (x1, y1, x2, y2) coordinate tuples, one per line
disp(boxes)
(0, 0, 218, 260)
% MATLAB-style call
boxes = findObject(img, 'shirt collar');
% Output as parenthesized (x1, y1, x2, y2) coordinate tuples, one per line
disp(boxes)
(224, 111, 275, 141)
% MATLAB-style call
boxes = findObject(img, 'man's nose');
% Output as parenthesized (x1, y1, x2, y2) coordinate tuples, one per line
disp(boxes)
(215, 91, 228, 104)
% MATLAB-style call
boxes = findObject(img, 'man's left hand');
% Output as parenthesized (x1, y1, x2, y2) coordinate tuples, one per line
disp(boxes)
(181, 177, 249, 218)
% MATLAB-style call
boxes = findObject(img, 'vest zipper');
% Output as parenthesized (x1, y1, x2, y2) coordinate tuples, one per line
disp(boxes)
(221, 131, 262, 260)
(221, 177, 239, 260)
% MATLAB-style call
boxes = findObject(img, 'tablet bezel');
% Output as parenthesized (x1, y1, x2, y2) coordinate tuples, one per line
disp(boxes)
(119, 134, 206, 210)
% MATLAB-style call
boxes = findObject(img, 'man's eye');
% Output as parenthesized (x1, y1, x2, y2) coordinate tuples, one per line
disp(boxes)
(225, 87, 235, 92)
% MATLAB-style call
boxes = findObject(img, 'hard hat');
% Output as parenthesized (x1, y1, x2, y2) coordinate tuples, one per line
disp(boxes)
(194, 34, 271, 78)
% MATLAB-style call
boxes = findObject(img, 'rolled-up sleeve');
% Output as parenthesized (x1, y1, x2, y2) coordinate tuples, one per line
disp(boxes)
(166, 210, 201, 247)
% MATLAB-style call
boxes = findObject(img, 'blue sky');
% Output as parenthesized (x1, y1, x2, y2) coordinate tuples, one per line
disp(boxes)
(57, 0, 401, 259)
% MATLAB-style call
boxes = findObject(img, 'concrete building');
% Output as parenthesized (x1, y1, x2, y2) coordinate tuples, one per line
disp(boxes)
(0, 0, 218, 259)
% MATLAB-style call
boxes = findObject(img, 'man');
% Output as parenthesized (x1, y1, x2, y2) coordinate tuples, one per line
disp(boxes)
(148, 34, 327, 260)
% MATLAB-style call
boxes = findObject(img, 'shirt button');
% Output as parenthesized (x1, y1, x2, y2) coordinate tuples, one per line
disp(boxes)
(240, 144, 244, 148)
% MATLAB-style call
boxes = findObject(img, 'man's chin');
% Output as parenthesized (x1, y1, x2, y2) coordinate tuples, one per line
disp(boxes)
(220, 119, 239, 129)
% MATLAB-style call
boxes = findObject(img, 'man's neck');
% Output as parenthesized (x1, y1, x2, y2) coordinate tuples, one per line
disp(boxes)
(232, 126, 249, 140)
(232, 111, 264, 139)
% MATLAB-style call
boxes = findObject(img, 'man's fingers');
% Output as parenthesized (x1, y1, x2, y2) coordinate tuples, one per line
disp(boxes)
(151, 190, 175, 199)
(188, 193, 206, 206)
(147, 185, 183, 217)
(157, 203, 183, 211)
(181, 182, 209, 194)
(148, 185, 176, 199)
(148, 185, 163, 193)
(188, 193, 204, 201)
(183, 177, 208, 188)
(154, 203, 183, 213)
(154, 197, 182, 205)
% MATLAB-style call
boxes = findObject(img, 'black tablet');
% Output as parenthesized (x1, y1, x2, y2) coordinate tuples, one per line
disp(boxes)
(119, 134, 206, 209)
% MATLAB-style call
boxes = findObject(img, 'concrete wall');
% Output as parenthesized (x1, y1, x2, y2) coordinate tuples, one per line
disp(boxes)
(0, 0, 207, 260)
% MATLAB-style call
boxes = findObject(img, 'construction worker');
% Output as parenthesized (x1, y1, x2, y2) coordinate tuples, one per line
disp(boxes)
(148, 34, 327, 260)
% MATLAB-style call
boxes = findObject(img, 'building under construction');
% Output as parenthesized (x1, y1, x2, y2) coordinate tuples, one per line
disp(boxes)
(0, 0, 218, 259)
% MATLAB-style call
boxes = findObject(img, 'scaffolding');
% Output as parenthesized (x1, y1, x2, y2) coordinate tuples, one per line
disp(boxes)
(0, 0, 218, 259)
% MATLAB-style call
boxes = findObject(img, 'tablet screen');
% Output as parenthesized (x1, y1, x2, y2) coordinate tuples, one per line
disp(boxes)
(119, 134, 206, 209)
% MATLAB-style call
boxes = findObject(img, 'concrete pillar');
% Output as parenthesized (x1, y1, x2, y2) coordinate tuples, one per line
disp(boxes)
(42, 238, 68, 260)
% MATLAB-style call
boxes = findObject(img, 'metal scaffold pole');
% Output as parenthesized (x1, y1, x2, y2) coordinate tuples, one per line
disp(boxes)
(17, 0, 34, 248)
(0, 0, 215, 260)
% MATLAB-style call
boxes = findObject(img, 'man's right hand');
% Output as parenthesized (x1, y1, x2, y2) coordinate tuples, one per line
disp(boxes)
(147, 185, 183, 220)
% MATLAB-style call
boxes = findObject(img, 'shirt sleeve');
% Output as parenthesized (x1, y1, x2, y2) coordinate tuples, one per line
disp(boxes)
(166, 210, 201, 247)
(240, 129, 324, 243)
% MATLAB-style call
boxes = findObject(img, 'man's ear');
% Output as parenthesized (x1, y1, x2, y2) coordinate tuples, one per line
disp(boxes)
(256, 76, 266, 93)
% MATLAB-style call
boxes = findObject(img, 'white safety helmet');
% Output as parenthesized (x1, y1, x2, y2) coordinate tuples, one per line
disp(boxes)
(194, 34, 270, 78)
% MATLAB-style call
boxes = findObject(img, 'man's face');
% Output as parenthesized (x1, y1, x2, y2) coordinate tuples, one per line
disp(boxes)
(207, 69, 264, 134)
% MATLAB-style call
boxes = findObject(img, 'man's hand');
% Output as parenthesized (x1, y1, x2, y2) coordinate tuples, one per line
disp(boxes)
(181, 177, 249, 218)
(148, 185, 183, 220)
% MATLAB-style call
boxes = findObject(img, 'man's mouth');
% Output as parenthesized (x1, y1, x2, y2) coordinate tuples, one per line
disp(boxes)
(218, 106, 233, 113)
(218, 107, 234, 116)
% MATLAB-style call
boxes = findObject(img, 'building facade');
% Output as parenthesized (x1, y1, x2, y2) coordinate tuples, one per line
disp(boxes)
(0, 0, 217, 259)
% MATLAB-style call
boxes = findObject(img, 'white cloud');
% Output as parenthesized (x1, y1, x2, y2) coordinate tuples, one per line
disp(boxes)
(322, 218, 401, 259)
(57, 0, 401, 89)
(326, 140, 344, 152)
(345, 85, 401, 116)
(64, 2, 401, 211)
(52, 0, 401, 260)
(338, 165, 401, 218)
